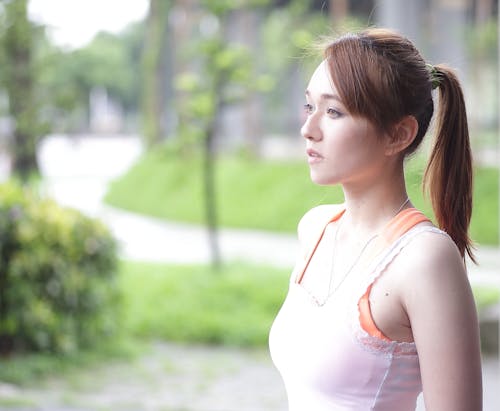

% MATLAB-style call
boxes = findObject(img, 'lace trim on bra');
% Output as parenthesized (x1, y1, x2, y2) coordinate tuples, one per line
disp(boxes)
(351, 225, 450, 357)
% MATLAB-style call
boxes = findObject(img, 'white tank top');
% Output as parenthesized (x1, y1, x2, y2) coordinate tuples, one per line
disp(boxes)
(269, 208, 448, 410)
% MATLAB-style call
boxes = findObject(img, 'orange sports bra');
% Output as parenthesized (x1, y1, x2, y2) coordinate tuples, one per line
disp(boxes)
(297, 207, 431, 341)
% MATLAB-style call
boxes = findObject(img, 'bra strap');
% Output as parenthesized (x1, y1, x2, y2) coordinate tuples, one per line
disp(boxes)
(296, 207, 431, 285)
(358, 209, 432, 341)
(382, 208, 431, 244)
(295, 208, 345, 284)
(352, 208, 431, 273)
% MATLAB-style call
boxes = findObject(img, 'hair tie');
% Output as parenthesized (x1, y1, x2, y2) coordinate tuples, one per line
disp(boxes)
(426, 63, 440, 90)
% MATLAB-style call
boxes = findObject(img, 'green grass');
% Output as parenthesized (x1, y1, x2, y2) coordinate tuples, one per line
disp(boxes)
(0, 260, 290, 385)
(0, 397, 37, 408)
(105, 148, 342, 233)
(104, 146, 499, 245)
(473, 286, 500, 312)
(470, 166, 499, 245)
(1, 260, 498, 385)
(119, 260, 290, 346)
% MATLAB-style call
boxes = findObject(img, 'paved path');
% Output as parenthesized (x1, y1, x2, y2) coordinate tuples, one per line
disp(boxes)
(5, 133, 497, 411)
(0, 342, 288, 411)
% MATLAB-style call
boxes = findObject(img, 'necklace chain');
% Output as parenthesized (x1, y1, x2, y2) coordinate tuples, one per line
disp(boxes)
(320, 197, 410, 306)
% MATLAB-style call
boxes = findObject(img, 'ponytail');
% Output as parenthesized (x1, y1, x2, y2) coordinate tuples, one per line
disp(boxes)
(423, 65, 475, 263)
(322, 30, 475, 261)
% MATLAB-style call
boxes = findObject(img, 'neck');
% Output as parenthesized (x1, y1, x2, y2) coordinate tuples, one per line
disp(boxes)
(340, 164, 410, 234)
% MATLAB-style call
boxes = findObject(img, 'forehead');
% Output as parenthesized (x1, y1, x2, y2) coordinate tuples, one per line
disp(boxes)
(305, 60, 345, 107)
(307, 60, 337, 95)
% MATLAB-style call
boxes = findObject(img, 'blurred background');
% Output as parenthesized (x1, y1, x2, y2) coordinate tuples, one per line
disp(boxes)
(0, 0, 498, 410)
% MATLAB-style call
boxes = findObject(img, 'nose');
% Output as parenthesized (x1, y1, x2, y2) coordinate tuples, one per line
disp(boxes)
(301, 113, 322, 142)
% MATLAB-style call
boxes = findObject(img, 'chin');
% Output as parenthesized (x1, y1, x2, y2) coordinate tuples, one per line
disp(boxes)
(309, 171, 339, 186)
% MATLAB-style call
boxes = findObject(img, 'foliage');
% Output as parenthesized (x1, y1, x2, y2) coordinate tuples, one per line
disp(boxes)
(104, 146, 498, 245)
(200, 0, 270, 17)
(120, 260, 289, 346)
(0, 181, 119, 355)
(37, 23, 145, 132)
(0, 1, 144, 137)
(172, 2, 280, 267)
(174, 39, 256, 140)
(168, 2, 371, 268)
(466, 18, 498, 62)
(258, 4, 367, 133)
(71, 33, 139, 109)
(260, 4, 328, 76)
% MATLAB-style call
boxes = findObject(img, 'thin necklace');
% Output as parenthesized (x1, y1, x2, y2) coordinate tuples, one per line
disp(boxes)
(320, 196, 410, 306)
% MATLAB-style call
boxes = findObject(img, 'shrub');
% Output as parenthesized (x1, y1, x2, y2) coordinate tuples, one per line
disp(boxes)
(0, 181, 119, 355)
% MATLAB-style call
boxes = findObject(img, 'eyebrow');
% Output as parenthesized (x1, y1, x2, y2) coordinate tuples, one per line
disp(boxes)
(305, 89, 343, 102)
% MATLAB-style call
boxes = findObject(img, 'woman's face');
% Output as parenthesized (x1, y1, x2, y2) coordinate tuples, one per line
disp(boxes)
(301, 61, 388, 187)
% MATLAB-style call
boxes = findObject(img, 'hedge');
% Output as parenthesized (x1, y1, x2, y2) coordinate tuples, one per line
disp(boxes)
(0, 181, 119, 355)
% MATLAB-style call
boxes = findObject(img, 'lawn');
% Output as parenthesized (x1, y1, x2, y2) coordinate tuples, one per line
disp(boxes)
(118, 260, 289, 346)
(104, 146, 499, 245)
(1, 260, 498, 385)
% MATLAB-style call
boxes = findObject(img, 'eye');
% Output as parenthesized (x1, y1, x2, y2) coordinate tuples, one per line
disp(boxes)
(303, 103, 314, 115)
(326, 107, 342, 118)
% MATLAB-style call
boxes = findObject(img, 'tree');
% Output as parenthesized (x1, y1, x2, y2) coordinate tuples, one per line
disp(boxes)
(142, 0, 171, 147)
(36, 22, 145, 133)
(330, 0, 348, 25)
(175, 0, 270, 269)
(0, 0, 41, 180)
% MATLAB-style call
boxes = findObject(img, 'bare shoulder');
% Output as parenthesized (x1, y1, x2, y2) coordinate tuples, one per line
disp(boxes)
(395, 226, 467, 289)
(391, 226, 470, 307)
(392, 225, 482, 410)
(297, 203, 344, 245)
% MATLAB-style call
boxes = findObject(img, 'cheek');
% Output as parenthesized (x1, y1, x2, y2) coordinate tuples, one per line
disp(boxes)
(327, 126, 371, 158)
(329, 130, 382, 172)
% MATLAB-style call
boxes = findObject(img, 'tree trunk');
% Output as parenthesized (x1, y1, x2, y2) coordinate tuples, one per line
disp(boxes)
(330, 0, 348, 26)
(142, 0, 170, 147)
(203, 78, 223, 270)
(3, 0, 39, 180)
(240, 9, 262, 156)
(374, 0, 424, 49)
(203, 119, 222, 270)
(431, 0, 468, 80)
(476, 0, 493, 25)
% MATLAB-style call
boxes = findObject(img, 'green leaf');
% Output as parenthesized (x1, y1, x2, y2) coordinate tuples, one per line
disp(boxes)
(175, 72, 201, 92)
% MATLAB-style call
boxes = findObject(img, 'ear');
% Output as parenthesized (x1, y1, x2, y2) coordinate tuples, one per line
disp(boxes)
(384, 116, 418, 156)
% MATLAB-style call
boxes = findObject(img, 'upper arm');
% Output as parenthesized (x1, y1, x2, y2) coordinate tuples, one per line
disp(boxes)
(402, 233, 482, 411)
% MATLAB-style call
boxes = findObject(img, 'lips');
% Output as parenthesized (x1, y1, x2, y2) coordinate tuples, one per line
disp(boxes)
(306, 148, 323, 163)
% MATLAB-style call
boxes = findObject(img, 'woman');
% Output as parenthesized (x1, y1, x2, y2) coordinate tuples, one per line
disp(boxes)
(269, 28, 482, 411)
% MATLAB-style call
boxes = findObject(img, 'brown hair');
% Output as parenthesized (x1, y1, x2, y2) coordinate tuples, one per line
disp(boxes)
(323, 28, 475, 262)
